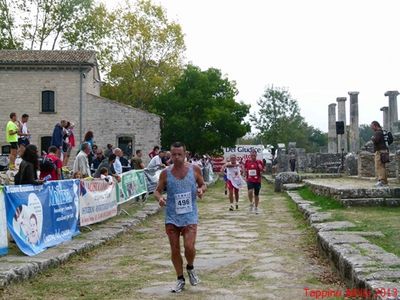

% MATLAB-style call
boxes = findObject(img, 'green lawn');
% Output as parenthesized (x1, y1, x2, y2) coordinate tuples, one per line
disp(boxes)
(297, 186, 400, 257)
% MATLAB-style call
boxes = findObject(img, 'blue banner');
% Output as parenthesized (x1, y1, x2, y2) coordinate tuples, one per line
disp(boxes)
(4, 180, 80, 256)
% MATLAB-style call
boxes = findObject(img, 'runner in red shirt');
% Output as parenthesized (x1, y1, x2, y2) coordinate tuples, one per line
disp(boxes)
(39, 146, 62, 181)
(244, 149, 264, 214)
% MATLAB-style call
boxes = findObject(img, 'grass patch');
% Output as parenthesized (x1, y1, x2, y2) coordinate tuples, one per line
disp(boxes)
(298, 186, 343, 210)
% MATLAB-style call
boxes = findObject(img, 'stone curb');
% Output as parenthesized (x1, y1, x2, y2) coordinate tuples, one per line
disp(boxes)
(286, 190, 400, 300)
(0, 202, 161, 287)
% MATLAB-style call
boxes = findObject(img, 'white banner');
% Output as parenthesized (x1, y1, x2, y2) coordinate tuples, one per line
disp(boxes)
(223, 145, 264, 163)
(0, 188, 8, 255)
(79, 180, 117, 226)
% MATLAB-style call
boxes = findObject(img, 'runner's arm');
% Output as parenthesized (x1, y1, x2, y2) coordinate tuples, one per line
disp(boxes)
(193, 165, 206, 198)
(154, 169, 167, 206)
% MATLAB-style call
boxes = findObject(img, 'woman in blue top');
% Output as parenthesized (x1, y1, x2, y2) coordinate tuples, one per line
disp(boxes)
(154, 142, 206, 293)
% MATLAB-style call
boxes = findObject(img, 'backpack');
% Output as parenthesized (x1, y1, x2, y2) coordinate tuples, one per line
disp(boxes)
(383, 130, 394, 146)
(40, 156, 56, 172)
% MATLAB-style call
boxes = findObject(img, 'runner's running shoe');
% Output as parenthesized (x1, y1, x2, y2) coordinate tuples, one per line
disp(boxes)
(249, 202, 254, 212)
(187, 268, 200, 286)
(171, 279, 185, 293)
(229, 205, 234, 211)
(235, 203, 239, 210)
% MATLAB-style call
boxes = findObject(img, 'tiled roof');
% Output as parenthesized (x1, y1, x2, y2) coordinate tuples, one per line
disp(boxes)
(0, 50, 96, 65)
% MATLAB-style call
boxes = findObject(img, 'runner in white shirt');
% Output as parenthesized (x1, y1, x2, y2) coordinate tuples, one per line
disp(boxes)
(222, 154, 243, 211)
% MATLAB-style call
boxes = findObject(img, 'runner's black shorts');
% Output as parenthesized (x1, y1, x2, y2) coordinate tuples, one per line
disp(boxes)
(247, 181, 261, 196)
(10, 142, 18, 149)
(18, 138, 30, 146)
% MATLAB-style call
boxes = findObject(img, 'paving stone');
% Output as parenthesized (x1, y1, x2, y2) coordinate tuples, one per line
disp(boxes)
(308, 212, 332, 223)
(312, 221, 356, 232)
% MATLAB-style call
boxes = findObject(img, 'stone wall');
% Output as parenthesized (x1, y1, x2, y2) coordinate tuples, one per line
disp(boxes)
(358, 151, 396, 178)
(305, 153, 343, 173)
(0, 68, 86, 149)
(86, 94, 161, 165)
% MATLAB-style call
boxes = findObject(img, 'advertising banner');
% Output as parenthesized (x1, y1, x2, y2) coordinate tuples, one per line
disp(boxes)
(116, 170, 148, 204)
(0, 187, 8, 256)
(223, 145, 264, 162)
(79, 179, 117, 226)
(4, 180, 80, 256)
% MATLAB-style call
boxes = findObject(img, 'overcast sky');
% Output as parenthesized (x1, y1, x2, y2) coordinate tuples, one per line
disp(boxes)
(110, 0, 400, 132)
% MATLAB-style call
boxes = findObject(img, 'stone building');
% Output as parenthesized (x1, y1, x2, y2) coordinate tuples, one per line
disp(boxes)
(0, 50, 161, 164)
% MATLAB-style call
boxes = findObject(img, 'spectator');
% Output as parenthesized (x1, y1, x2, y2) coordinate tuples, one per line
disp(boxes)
(162, 151, 172, 166)
(5, 112, 19, 170)
(92, 148, 105, 170)
(73, 142, 91, 178)
(148, 145, 160, 159)
(104, 144, 113, 158)
(17, 113, 30, 157)
(39, 146, 62, 181)
(100, 167, 113, 184)
(113, 148, 123, 175)
(147, 150, 166, 170)
(51, 120, 68, 158)
(83, 131, 94, 150)
(125, 142, 133, 159)
(371, 121, 388, 187)
(62, 121, 76, 167)
(119, 150, 131, 172)
(131, 150, 145, 169)
(94, 154, 120, 182)
(289, 152, 296, 172)
(14, 144, 43, 185)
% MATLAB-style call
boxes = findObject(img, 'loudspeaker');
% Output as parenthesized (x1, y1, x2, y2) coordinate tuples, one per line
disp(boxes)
(336, 121, 345, 135)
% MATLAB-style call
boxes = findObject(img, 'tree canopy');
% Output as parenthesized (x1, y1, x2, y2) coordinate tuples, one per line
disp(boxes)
(251, 85, 327, 152)
(153, 65, 251, 154)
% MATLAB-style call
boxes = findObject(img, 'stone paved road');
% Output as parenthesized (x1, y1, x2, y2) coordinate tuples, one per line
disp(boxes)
(2, 180, 344, 299)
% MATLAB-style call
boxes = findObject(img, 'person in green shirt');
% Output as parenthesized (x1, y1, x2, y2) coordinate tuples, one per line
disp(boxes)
(6, 112, 19, 170)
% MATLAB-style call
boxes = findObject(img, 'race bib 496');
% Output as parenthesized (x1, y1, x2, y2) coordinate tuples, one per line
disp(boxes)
(174, 192, 193, 215)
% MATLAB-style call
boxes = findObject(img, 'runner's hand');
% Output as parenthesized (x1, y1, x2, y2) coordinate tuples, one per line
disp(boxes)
(158, 197, 166, 207)
(197, 188, 204, 199)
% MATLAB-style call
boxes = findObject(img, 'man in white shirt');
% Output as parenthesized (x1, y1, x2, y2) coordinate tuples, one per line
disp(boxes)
(113, 148, 123, 175)
(73, 142, 91, 177)
(147, 150, 166, 170)
(18, 113, 30, 156)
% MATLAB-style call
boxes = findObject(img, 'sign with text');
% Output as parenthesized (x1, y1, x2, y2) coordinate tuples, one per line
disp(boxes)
(4, 180, 80, 256)
(79, 179, 117, 226)
(117, 170, 148, 204)
(223, 145, 263, 163)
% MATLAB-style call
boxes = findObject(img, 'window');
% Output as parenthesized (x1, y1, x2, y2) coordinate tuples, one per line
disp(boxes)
(1, 145, 10, 155)
(117, 136, 134, 157)
(42, 90, 55, 113)
(41, 136, 52, 154)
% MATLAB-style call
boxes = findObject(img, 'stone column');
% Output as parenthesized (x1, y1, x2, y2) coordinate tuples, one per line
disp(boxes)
(380, 106, 389, 131)
(328, 103, 337, 153)
(348, 92, 359, 153)
(337, 97, 347, 153)
(385, 90, 399, 132)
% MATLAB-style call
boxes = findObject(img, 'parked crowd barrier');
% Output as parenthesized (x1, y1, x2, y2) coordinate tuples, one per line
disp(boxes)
(0, 166, 216, 257)
(0, 169, 148, 257)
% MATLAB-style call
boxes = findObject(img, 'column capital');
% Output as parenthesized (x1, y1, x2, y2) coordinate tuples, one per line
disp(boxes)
(380, 106, 389, 112)
(336, 97, 347, 102)
(328, 103, 337, 108)
(348, 91, 359, 96)
(384, 90, 399, 97)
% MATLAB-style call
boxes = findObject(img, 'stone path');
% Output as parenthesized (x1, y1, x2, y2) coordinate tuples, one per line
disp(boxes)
(2, 181, 344, 299)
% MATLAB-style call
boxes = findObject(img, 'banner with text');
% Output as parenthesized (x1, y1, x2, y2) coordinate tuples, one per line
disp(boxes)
(0, 187, 8, 256)
(79, 180, 117, 226)
(116, 169, 148, 204)
(223, 145, 264, 163)
(4, 180, 80, 256)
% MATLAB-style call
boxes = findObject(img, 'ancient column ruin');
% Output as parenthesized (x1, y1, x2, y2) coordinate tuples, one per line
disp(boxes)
(336, 97, 347, 153)
(328, 103, 337, 153)
(380, 106, 389, 131)
(385, 90, 399, 132)
(348, 92, 359, 153)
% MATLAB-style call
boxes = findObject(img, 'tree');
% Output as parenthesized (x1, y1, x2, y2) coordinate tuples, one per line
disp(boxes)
(100, 0, 185, 110)
(251, 85, 327, 152)
(0, 0, 96, 50)
(153, 65, 251, 154)
(359, 124, 374, 146)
